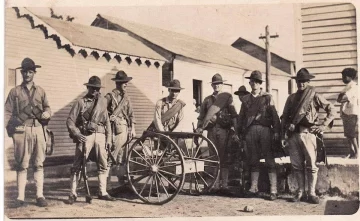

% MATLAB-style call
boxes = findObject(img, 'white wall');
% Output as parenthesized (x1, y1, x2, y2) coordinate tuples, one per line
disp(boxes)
(173, 58, 290, 132)
(173, 58, 246, 132)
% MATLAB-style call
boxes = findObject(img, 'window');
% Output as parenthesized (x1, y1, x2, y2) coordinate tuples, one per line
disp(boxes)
(7, 68, 16, 87)
(193, 79, 202, 107)
(222, 83, 233, 94)
(272, 89, 279, 110)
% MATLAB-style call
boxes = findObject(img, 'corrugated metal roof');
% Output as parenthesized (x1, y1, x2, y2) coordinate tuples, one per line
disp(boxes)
(38, 16, 166, 61)
(97, 14, 290, 77)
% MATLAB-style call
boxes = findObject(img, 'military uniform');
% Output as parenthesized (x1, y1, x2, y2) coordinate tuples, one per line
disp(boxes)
(197, 74, 238, 190)
(4, 58, 51, 207)
(67, 76, 114, 202)
(281, 68, 335, 204)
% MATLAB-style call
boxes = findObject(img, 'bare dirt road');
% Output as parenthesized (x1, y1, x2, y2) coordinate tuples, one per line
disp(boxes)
(4, 178, 359, 219)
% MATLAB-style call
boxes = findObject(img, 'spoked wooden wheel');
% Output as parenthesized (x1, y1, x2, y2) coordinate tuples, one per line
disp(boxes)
(126, 131, 185, 205)
(171, 133, 220, 195)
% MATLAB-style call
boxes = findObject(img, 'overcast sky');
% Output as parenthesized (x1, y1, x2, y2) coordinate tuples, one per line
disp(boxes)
(27, 4, 298, 61)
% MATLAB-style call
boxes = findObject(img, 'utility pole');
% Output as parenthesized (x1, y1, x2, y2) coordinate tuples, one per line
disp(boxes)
(259, 25, 279, 93)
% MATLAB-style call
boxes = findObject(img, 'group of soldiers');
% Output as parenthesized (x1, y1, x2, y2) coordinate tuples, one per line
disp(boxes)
(5, 57, 358, 208)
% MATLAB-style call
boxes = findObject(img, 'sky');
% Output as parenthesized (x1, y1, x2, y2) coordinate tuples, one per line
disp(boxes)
(25, 4, 298, 61)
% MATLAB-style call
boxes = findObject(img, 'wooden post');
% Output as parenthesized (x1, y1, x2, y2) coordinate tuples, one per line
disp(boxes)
(259, 26, 279, 93)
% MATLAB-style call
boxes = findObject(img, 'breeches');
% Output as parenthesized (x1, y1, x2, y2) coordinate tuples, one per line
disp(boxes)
(245, 125, 276, 172)
(13, 126, 46, 170)
(287, 132, 318, 173)
(207, 125, 229, 169)
(112, 125, 129, 164)
(71, 133, 108, 174)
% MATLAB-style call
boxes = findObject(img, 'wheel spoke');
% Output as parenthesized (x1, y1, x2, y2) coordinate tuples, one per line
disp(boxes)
(131, 174, 149, 184)
(196, 172, 209, 187)
(148, 175, 154, 200)
(193, 173, 201, 192)
(203, 155, 218, 161)
(139, 174, 152, 195)
(154, 173, 160, 202)
(132, 148, 153, 167)
(154, 135, 160, 165)
(148, 138, 154, 164)
(202, 170, 215, 179)
(158, 172, 178, 190)
(158, 169, 178, 177)
(156, 174, 169, 198)
(156, 142, 171, 165)
(191, 137, 195, 158)
(129, 159, 148, 168)
(128, 169, 149, 174)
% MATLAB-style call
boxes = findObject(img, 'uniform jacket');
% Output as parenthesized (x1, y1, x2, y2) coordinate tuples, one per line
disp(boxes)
(238, 90, 280, 135)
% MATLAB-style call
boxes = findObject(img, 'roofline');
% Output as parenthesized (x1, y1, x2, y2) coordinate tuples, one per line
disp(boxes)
(14, 7, 166, 67)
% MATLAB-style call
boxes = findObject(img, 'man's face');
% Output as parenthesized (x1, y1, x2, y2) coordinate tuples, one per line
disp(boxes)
(168, 89, 180, 100)
(249, 79, 261, 90)
(87, 86, 101, 97)
(296, 80, 310, 91)
(21, 69, 35, 83)
(116, 81, 128, 93)
(211, 83, 223, 92)
(342, 74, 352, 84)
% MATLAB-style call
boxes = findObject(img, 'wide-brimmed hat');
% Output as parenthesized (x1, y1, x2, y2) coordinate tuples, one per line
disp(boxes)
(16, 57, 41, 71)
(210, 73, 226, 84)
(234, 85, 250, 95)
(167, 79, 184, 90)
(84, 76, 104, 88)
(245, 70, 263, 82)
(292, 68, 315, 81)
(111, 70, 133, 82)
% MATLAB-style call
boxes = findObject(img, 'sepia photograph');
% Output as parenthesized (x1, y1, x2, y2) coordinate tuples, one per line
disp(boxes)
(2, 0, 360, 219)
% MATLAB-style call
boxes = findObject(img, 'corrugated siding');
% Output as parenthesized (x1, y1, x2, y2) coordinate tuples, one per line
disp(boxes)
(5, 9, 161, 161)
(301, 3, 358, 155)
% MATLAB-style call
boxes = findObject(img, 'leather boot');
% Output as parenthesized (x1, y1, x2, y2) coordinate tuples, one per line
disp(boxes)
(291, 171, 306, 202)
(268, 172, 277, 200)
(307, 172, 319, 204)
(246, 172, 259, 197)
(221, 168, 229, 189)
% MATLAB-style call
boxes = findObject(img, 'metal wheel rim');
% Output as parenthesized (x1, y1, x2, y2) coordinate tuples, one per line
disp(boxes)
(126, 132, 185, 205)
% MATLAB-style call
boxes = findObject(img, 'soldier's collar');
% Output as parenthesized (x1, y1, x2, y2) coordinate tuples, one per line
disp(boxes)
(113, 89, 126, 97)
(165, 97, 177, 104)
(21, 82, 37, 90)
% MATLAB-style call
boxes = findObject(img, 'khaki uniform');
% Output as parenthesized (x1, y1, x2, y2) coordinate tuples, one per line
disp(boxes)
(67, 94, 111, 197)
(4, 83, 51, 201)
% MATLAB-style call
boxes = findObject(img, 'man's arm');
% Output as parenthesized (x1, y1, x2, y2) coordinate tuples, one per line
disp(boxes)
(127, 96, 136, 136)
(268, 95, 281, 136)
(315, 93, 336, 127)
(154, 99, 165, 131)
(196, 97, 208, 130)
(281, 96, 293, 138)
(4, 88, 16, 126)
(66, 100, 82, 136)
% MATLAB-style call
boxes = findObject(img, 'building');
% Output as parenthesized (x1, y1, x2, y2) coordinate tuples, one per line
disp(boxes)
(91, 14, 291, 131)
(232, 37, 294, 75)
(296, 3, 358, 155)
(5, 7, 166, 166)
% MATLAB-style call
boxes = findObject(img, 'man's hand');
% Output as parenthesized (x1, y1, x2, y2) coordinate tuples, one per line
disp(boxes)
(312, 125, 326, 135)
(273, 132, 280, 141)
(109, 115, 116, 122)
(288, 124, 295, 132)
(129, 127, 136, 140)
(41, 111, 51, 119)
(196, 128, 204, 134)
(75, 133, 87, 143)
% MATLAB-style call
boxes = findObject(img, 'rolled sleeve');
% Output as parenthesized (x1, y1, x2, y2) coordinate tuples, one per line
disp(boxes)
(315, 93, 336, 127)
(66, 100, 82, 136)
(154, 100, 164, 131)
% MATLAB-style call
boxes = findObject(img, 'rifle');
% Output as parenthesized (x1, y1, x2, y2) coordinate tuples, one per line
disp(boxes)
(238, 139, 247, 194)
(80, 142, 92, 203)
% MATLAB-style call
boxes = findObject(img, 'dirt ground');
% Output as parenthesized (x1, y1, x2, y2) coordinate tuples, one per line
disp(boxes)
(4, 177, 360, 219)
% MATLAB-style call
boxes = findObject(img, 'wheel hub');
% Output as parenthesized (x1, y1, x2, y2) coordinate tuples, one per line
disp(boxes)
(151, 165, 159, 173)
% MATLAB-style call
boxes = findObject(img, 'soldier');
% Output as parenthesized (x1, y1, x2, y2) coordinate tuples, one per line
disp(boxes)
(281, 68, 335, 204)
(5, 58, 51, 207)
(105, 71, 136, 186)
(196, 73, 239, 192)
(67, 76, 115, 204)
(148, 79, 186, 132)
(234, 85, 250, 102)
(238, 70, 280, 201)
